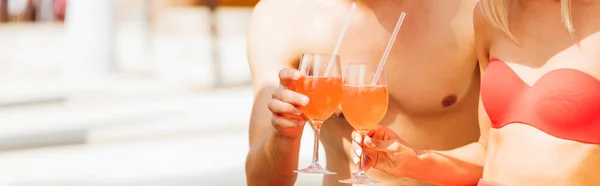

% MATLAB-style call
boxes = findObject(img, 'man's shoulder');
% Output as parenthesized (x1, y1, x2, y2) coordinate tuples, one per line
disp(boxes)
(435, 0, 478, 21)
(247, 0, 305, 54)
(248, 0, 346, 59)
(251, 0, 306, 24)
(249, 0, 320, 43)
(251, 0, 343, 28)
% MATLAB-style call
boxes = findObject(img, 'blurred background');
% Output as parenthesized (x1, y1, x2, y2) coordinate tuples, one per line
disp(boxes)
(0, 0, 322, 185)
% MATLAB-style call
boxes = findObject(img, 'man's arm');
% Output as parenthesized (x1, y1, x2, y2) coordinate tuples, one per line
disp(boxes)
(401, 2, 493, 185)
(245, 1, 304, 186)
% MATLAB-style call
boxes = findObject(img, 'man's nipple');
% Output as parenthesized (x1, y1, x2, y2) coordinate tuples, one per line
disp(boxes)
(441, 95, 457, 108)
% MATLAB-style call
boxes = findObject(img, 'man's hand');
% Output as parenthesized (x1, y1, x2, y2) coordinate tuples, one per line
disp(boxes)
(268, 68, 310, 138)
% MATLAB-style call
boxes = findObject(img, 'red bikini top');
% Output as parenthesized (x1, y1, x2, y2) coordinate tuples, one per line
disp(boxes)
(481, 59, 600, 144)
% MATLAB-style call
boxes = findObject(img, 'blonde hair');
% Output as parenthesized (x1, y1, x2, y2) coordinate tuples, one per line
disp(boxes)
(481, 0, 574, 43)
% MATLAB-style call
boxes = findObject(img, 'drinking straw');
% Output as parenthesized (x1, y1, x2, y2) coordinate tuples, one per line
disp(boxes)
(370, 12, 406, 85)
(323, 2, 357, 76)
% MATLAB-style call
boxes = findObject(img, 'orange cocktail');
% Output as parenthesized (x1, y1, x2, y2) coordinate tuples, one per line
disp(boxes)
(339, 63, 388, 184)
(294, 53, 342, 175)
(341, 85, 388, 132)
(296, 76, 342, 126)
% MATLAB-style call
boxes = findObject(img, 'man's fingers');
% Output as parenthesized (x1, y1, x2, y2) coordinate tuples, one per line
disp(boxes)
(278, 68, 301, 87)
(268, 99, 300, 114)
(272, 89, 309, 106)
(271, 115, 304, 128)
(268, 98, 305, 122)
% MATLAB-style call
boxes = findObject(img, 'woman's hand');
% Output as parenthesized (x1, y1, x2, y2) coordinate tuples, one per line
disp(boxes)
(351, 125, 421, 177)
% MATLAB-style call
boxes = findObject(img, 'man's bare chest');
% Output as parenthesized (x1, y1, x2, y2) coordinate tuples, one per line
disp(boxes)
(298, 1, 478, 113)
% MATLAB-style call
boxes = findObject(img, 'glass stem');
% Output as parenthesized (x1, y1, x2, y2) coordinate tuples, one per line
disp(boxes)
(311, 121, 322, 165)
(355, 131, 367, 177)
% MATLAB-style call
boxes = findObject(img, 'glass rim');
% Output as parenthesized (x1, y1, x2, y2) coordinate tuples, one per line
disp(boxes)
(301, 53, 341, 58)
(345, 62, 383, 66)
(344, 63, 386, 73)
(343, 62, 387, 85)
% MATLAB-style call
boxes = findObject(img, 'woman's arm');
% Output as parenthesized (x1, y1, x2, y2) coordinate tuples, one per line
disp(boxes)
(404, 96, 491, 185)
